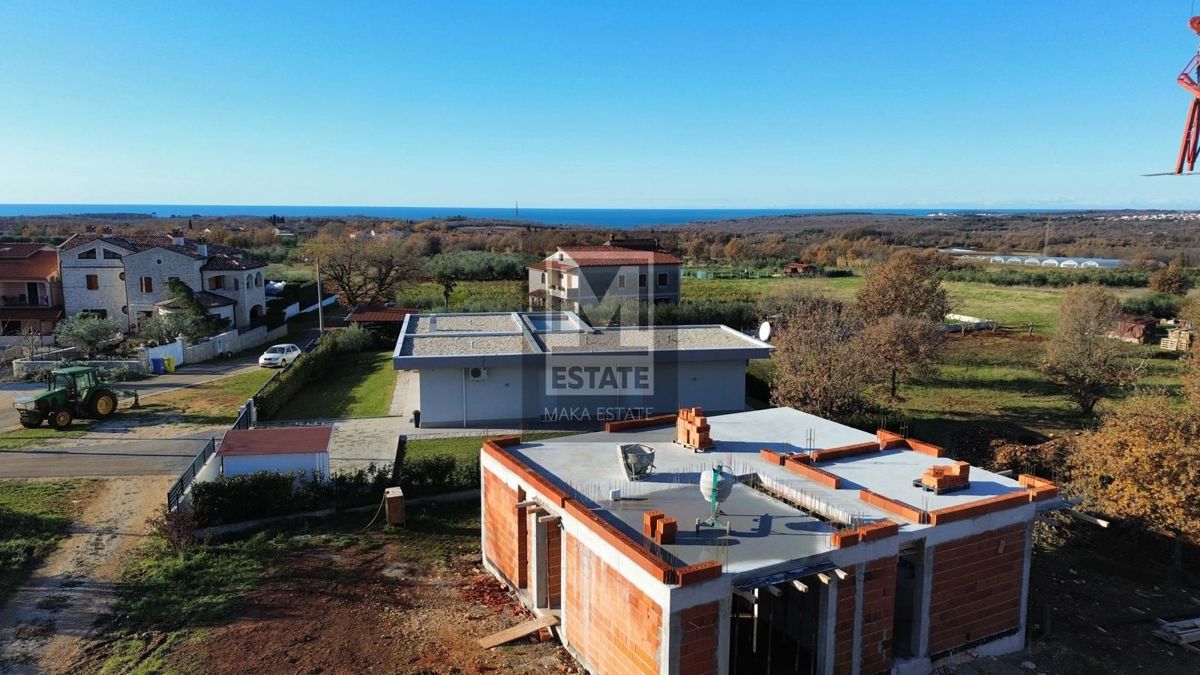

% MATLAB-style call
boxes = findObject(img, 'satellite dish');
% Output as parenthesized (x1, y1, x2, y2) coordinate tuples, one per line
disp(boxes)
(757, 321, 772, 342)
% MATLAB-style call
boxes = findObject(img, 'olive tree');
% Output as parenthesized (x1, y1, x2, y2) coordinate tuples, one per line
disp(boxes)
(1040, 285, 1140, 414)
(54, 314, 121, 358)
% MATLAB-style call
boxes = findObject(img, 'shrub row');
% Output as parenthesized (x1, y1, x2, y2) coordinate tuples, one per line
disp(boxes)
(1121, 292, 1182, 319)
(578, 299, 761, 330)
(939, 266, 1152, 288)
(252, 325, 376, 420)
(190, 452, 481, 527)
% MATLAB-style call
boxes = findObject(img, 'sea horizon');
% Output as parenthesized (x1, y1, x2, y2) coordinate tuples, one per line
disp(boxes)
(0, 203, 1155, 228)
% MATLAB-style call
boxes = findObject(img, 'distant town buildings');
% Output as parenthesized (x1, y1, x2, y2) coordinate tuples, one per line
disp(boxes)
(59, 232, 267, 332)
(527, 239, 681, 312)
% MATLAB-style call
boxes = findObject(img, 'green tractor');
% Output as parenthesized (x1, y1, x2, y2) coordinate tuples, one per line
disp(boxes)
(13, 366, 139, 430)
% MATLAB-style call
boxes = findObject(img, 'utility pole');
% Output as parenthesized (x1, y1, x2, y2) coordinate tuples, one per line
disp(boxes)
(316, 258, 324, 335)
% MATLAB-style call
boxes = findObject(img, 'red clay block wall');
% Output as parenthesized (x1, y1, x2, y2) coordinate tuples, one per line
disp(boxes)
(547, 523, 562, 608)
(928, 524, 1026, 655)
(565, 534, 662, 675)
(834, 572, 857, 675)
(678, 601, 720, 675)
(483, 469, 526, 587)
(860, 557, 898, 675)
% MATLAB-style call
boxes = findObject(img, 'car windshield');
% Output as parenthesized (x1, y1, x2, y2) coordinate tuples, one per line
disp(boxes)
(266, 347, 285, 354)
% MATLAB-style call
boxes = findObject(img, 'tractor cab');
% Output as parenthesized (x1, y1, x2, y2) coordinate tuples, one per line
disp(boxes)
(49, 367, 97, 399)
(14, 365, 136, 430)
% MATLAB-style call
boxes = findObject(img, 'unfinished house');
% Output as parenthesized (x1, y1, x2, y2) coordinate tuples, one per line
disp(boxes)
(479, 407, 1061, 675)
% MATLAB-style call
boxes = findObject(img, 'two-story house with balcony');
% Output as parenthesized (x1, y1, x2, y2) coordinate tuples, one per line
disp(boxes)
(527, 241, 681, 313)
(0, 243, 64, 345)
(60, 232, 267, 333)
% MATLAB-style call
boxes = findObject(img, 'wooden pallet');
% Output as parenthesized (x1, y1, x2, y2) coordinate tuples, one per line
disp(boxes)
(911, 479, 971, 495)
(1153, 616, 1200, 655)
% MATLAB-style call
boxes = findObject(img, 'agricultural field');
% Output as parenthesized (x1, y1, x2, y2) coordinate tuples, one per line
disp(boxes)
(396, 280, 525, 312)
(681, 275, 1166, 335)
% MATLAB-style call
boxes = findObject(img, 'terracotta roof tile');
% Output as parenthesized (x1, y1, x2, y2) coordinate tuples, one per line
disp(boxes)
(346, 307, 420, 323)
(557, 245, 680, 266)
(218, 426, 334, 457)
(0, 249, 59, 280)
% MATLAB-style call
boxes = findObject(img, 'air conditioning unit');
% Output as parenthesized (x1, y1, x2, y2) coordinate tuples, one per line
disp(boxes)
(468, 367, 488, 381)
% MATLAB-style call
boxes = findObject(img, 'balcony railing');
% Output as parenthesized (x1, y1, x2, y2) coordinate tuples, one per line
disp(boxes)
(0, 296, 52, 308)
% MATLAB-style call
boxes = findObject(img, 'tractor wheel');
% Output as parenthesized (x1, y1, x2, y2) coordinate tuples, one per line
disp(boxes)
(48, 408, 73, 430)
(89, 390, 118, 419)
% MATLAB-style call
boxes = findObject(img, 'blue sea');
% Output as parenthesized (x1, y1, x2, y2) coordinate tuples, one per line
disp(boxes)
(0, 204, 1062, 228)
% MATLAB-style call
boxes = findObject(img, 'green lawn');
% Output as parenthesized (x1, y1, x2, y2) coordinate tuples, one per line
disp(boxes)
(132, 367, 277, 426)
(748, 330, 1183, 446)
(277, 350, 396, 420)
(0, 425, 90, 450)
(681, 276, 1153, 336)
(0, 479, 96, 603)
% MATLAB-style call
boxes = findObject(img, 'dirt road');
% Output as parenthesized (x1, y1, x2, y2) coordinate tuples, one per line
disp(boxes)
(0, 475, 171, 674)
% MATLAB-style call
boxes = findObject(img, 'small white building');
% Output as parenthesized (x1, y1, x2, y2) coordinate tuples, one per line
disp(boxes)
(218, 426, 333, 478)
(392, 311, 773, 428)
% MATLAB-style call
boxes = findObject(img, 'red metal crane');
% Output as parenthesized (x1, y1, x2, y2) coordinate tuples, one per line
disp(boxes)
(1174, 17, 1200, 173)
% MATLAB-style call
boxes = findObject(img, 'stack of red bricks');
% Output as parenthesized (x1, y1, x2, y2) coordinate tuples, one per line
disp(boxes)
(675, 406, 714, 451)
(919, 461, 971, 492)
(644, 509, 678, 545)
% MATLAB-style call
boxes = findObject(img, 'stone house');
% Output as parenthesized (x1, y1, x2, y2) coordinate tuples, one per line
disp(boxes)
(59, 232, 267, 333)
(527, 243, 681, 313)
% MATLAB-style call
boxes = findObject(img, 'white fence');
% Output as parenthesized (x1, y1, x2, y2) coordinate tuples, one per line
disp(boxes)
(144, 339, 185, 367)
(183, 324, 289, 364)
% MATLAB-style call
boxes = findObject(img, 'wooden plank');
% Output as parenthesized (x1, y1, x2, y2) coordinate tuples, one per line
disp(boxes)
(478, 615, 559, 649)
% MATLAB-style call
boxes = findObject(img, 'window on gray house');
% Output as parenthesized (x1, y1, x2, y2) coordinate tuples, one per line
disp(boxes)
(140, 277, 153, 293)
(85, 275, 98, 290)
(78, 248, 96, 259)
(657, 272, 668, 287)
(103, 249, 122, 259)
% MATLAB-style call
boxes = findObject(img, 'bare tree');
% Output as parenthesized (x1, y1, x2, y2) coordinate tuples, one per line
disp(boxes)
(18, 326, 43, 359)
(1041, 285, 1140, 414)
(299, 234, 418, 307)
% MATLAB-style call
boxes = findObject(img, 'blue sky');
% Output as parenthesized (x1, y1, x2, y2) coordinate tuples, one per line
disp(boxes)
(1, 1, 1198, 208)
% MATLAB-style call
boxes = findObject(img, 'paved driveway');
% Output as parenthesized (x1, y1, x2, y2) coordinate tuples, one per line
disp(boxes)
(0, 436, 210, 478)
(0, 382, 49, 431)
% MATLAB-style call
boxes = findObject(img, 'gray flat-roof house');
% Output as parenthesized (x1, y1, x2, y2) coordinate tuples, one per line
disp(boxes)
(528, 244, 682, 313)
(391, 311, 771, 428)
(60, 232, 267, 333)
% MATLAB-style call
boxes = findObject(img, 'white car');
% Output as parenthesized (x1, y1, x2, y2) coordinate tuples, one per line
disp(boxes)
(258, 344, 301, 368)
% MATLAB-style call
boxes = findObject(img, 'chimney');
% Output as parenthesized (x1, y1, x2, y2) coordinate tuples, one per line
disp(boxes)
(102, 225, 113, 234)
(170, 227, 185, 246)
(196, 243, 208, 256)
(84, 224, 96, 233)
